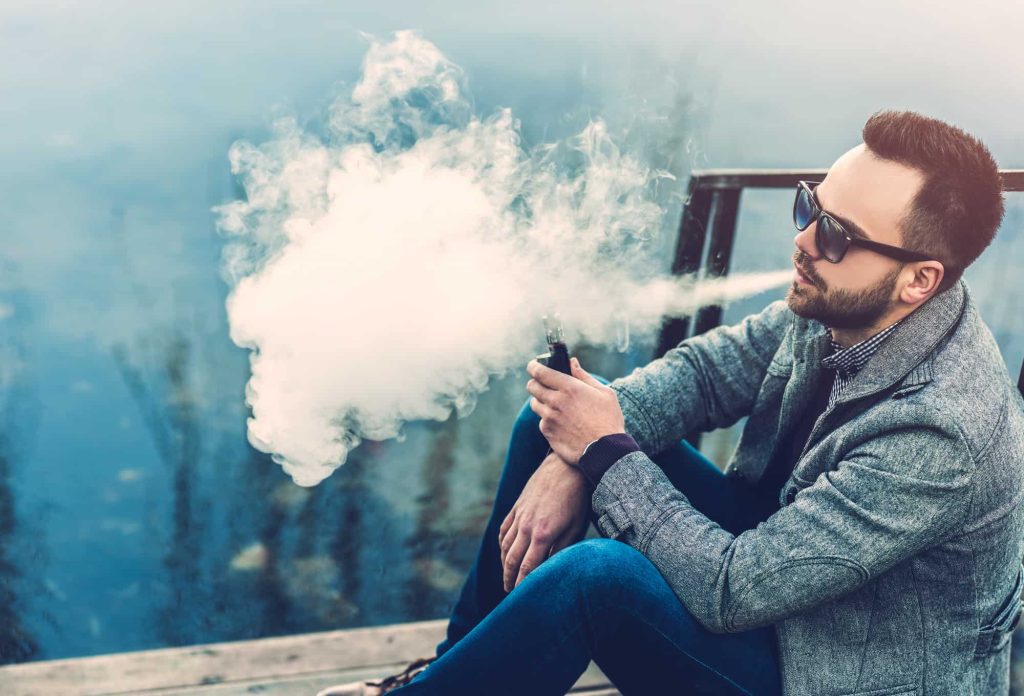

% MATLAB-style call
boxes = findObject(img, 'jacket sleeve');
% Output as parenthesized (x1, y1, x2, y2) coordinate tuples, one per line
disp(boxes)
(589, 404, 975, 633)
(609, 300, 792, 454)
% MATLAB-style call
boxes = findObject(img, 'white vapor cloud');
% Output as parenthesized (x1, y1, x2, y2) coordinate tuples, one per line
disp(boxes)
(216, 31, 790, 486)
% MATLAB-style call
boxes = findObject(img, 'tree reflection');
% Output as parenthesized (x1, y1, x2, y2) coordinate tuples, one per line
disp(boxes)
(0, 445, 38, 664)
(403, 415, 459, 621)
(113, 333, 206, 646)
(0, 303, 39, 663)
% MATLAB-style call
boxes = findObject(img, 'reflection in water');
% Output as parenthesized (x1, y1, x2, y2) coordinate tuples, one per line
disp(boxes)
(219, 445, 299, 640)
(331, 447, 366, 625)
(249, 446, 295, 637)
(290, 479, 361, 625)
(0, 315, 38, 663)
(5, 0, 1024, 674)
(112, 334, 203, 645)
(2, 191, 1021, 672)
(405, 415, 459, 621)
(0, 441, 38, 664)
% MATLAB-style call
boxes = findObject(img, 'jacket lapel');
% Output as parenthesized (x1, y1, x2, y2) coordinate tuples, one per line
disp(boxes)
(734, 280, 968, 486)
(739, 321, 830, 483)
(776, 327, 831, 446)
(828, 280, 966, 409)
(791, 280, 968, 481)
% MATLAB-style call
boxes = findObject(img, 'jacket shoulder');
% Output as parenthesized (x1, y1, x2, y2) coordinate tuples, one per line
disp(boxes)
(900, 297, 1023, 460)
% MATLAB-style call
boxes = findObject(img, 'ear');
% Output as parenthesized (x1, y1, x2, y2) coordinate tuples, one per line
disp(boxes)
(900, 260, 944, 305)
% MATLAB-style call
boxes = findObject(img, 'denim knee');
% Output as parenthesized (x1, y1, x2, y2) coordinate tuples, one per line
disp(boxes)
(546, 538, 644, 595)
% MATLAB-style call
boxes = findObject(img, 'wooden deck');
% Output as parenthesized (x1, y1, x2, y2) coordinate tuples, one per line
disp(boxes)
(0, 619, 620, 696)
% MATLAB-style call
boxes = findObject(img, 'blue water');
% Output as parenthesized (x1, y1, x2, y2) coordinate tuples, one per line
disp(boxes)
(2, 2, 1024, 665)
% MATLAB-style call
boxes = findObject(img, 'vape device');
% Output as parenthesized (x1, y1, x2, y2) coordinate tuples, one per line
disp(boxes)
(536, 314, 572, 374)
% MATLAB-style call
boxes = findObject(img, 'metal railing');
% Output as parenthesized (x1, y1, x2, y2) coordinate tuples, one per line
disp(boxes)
(654, 169, 1024, 399)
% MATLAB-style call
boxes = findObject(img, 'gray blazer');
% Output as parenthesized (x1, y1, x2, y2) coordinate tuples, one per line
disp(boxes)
(593, 279, 1024, 695)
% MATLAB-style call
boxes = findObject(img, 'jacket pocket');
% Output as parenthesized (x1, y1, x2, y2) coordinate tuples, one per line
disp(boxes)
(975, 562, 1024, 657)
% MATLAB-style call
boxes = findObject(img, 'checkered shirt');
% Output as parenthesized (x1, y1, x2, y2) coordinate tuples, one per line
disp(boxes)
(822, 320, 902, 409)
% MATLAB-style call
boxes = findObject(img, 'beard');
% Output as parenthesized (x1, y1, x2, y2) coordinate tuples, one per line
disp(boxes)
(786, 252, 903, 330)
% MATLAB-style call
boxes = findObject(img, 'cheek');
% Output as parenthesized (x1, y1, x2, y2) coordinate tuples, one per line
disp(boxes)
(825, 266, 857, 288)
(827, 254, 884, 290)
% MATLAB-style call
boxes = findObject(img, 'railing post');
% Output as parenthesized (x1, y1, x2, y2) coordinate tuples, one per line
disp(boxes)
(654, 178, 713, 359)
(692, 187, 742, 337)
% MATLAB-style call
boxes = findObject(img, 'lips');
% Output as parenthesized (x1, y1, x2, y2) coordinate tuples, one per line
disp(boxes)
(794, 263, 816, 287)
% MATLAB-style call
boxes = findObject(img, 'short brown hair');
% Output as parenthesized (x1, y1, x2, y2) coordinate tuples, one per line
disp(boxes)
(862, 110, 1005, 292)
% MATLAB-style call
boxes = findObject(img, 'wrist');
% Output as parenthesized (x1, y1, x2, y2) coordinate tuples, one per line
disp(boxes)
(577, 438, 603, 465)
(576, 433, 639, 489)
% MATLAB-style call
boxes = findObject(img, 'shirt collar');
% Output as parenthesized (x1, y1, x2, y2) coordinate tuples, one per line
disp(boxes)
(822, 320, 903, 380)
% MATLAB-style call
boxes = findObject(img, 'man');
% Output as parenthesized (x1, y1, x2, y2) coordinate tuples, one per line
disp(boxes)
(320, 111, 1024, 695)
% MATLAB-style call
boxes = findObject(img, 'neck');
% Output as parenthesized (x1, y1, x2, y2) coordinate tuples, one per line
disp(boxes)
(828, 303, 918, 348)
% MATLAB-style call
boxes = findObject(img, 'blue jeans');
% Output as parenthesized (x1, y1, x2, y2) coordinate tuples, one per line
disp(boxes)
(391, 388, 783, 695)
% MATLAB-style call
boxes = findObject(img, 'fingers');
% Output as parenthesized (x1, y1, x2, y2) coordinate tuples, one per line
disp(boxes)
(527, 379, 560, 426)
(514, 539, 550, 589)
(529, 396, 553, 420)
(499, 508, 515, 545)
(527, 359, 573, 389)
(500, 516, 518, 568)
(569, 357, 604, 388)
(549, 513, 591, 558)
(547, 526, 575, 559)
(525, 378, 559, 404)
(503, 532, 529, 593)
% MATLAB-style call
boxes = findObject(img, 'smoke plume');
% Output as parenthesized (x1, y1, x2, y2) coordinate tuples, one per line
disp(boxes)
(215, 31, 790, 486)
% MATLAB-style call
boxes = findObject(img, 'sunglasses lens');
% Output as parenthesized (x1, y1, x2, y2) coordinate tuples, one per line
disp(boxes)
(794, 186, 815, 229)
(817, 216, 847, 262)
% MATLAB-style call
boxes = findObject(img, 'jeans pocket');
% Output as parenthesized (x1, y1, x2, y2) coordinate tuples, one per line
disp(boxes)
(975, 562, 1024, 657)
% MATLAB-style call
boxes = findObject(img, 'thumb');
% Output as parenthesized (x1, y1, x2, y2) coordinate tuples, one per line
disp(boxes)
(571, 357, 601, 387)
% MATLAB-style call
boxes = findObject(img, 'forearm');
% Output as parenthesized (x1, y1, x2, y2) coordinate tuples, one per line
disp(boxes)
(588, 417, 973, 634)
(608, 301, 791, 453)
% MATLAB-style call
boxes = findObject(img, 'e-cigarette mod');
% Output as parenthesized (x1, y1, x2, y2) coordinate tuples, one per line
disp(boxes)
(536, 314, 572, 374)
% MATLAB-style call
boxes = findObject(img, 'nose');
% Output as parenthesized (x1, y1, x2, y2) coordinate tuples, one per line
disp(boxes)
(794, 222, 821, 260)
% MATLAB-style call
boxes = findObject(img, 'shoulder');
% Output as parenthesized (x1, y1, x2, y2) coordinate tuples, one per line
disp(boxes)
(894, 289, 1023, 462)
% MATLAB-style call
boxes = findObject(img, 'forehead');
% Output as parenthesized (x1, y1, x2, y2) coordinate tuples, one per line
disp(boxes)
(816, 143, 924, 245)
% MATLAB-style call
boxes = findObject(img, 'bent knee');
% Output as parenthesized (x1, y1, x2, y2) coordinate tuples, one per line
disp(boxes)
(549, 538, 649, 589)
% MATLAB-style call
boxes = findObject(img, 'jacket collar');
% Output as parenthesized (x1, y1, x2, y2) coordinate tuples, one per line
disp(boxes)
(771, 280, 968, 486)
(822, 320, 903, 380)
(827, 279, 967, 406)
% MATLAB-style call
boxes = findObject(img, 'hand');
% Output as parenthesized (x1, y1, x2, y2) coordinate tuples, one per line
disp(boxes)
(498, 451, 591, 592)
(526, 357, 626, 465)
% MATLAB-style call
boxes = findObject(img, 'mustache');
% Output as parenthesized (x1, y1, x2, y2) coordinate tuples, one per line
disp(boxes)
(793, 251, 823, 288)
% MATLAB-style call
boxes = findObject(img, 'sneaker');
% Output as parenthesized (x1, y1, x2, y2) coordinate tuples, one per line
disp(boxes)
(315, 656, 437, 695)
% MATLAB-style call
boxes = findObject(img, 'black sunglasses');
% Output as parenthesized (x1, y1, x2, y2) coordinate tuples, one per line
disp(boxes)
(793, 180, 932, 264)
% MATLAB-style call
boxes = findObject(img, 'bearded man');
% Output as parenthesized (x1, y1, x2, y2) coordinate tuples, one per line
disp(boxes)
(321, 111, 1024, 696)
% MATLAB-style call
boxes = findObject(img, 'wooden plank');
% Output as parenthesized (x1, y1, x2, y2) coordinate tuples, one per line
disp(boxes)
(135, 659, 617, 695)
(0, 620, 448, 695)
(0, 620, 618, 696)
